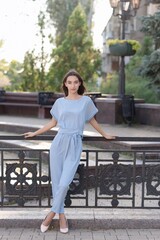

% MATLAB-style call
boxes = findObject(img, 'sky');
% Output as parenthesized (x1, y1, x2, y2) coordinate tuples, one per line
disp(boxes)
(0, 0, 112, 63)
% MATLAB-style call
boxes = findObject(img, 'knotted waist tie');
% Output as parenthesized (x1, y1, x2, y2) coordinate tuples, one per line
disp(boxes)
(58, 128, 83, 138)
(58, 129, 83, 161)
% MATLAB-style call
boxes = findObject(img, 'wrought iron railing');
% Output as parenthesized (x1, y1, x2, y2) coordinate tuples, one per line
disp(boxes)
(0, 135, 160, 209)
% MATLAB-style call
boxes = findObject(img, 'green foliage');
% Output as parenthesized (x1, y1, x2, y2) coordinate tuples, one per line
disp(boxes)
(5, 60, 23, 91)
(138, 36, 153, 56)
(103, 14, 160, 102)
(100, 13, 160, 103)
(46, 0, 94, 45)
(125, 55, 160, 103)
(0, 40, 7, 72)
(125, 38, 160, 103)
(18, 51, 39, 91)
(7, 11, 50, 92)
(107, 39, 141, 51)
(100, 74, 118, 94)
(100, 69, 160, 103)
(47, 4, 101, 91)
(140, 12, 160, 49)
(125, 75, 160, 103)
(47, 0, 78, 45)
(0, 40, 10, 88)
(0, 59, 8, 73)
(7, 51, 44, 92)
(37, 11, 49, 90)
(138, 49, 160, 97)
(101, 36, 160, 103)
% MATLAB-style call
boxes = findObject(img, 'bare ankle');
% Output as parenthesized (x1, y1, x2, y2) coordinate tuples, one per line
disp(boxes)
(59, 213, 65, 218)
(43, 212, 55, 225)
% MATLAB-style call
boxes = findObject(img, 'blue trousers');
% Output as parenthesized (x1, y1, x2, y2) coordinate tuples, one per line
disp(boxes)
(50, 130, 82, 213)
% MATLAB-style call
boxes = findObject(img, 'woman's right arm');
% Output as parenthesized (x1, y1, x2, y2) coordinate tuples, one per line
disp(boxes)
(23, 118, 57, 138)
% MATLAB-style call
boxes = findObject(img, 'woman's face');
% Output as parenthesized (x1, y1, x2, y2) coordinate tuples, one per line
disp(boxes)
(65, 75, 81, 94)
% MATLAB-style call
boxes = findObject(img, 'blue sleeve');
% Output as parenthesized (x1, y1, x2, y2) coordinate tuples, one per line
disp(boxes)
(50, 100, 59, 120)
(85, 98, 98, 122)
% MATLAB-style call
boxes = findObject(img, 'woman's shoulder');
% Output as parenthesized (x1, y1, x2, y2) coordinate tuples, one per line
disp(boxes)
(54, 97, 65, 103)
(52, 97, 64, 107)
(82, 95, 92, 102)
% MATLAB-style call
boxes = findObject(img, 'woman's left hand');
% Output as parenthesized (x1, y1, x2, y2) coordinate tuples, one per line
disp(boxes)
(104, 134, 116, 140)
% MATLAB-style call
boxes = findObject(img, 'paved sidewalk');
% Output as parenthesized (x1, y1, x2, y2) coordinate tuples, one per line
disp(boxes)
(0, 208, 160, 239)
(0, 115, 160, 138)
(0, 115, 159, 151)
(0, 227, 160, 240)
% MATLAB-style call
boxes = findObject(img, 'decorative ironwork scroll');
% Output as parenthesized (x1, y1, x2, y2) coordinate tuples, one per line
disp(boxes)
(146, 165, 160, 196)
(65, 164, 85, 207)
(99, 163, 132, 196)
(4, 150, 50, 206)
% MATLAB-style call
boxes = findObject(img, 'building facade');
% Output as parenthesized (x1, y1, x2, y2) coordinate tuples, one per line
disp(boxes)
(102, 0, 160, 78)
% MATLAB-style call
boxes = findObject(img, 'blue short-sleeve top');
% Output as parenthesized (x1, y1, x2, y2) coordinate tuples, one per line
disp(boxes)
(50, 96, 98, 135)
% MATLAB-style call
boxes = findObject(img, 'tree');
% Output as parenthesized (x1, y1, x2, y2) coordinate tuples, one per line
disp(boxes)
(140, 11, 160, 50)
(138, 49, 160, 98)
(5, 60, 23, 91)
(138, 13, 160, 100)
(47, 4, 101, 91)
(20, 50, 39, 91)
(18, 11, 51, 92)
(0, 40, 10, 88)
(125, 37, 160, 102)
(37, 11, 50, 90)
(46, 0, 94, 45)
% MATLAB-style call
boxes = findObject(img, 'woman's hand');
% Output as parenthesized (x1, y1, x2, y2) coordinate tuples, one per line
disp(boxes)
(104, 133, 116, 140)
(22, 118, 57, 139)
(23, 132, 36, 138)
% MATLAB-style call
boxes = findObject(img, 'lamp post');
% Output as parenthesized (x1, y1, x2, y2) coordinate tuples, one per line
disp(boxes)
(109, 0, 141, 98)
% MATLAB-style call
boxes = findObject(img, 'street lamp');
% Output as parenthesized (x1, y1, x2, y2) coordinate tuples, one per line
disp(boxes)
(109, 0, 141, 98)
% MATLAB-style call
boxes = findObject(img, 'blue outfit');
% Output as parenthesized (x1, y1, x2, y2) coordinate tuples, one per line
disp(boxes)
(50, 96, 98, 213)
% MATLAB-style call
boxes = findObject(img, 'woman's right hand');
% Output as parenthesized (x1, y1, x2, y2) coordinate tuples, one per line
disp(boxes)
(23, 132, 36, 138)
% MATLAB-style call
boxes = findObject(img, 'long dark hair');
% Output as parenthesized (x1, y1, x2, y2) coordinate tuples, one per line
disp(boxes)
(62, 69, 86, 96)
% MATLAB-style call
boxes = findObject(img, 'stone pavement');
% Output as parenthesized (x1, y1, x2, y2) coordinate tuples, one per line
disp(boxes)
(0, 208, 160, 240)
(0, 115, 159, 151)
(0, 115, 160, 138)
(0, 227, 160, 240)
(0, 115, 160, 239)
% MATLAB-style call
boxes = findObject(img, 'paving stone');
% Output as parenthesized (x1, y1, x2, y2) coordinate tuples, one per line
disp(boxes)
(129, 237, 148, 240)
(127, 229, 141, 236)
(0, 228, 160, 240)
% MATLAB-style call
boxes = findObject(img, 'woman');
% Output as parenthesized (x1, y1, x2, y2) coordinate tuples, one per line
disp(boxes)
(24, 69, 115, 234)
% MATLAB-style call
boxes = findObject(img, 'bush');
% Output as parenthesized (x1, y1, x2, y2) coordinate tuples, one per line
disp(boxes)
(138, 49, 160, 95)
(100, 73, 118, 94)
(126, 75, 160, 103)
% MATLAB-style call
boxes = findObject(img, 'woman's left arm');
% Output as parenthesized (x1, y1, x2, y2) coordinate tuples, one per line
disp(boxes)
(89, 117, 115, 140)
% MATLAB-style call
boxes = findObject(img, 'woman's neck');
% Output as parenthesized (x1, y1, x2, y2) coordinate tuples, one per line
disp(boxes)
(66, 93, 81, 100)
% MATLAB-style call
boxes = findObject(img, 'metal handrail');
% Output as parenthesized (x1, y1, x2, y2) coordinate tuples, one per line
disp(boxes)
(0, 135, 160, 142)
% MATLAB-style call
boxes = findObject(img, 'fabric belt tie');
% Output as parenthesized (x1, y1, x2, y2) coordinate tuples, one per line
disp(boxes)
(58, 128, 83, 137)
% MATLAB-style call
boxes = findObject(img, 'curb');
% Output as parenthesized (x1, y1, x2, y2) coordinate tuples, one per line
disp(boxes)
(1, 207, 160, 230)
(1, 218, 160, 230)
